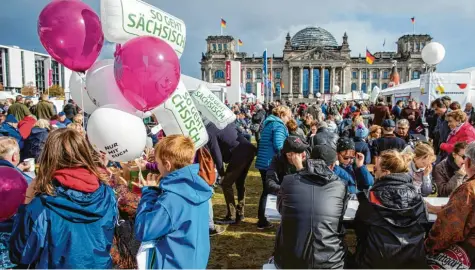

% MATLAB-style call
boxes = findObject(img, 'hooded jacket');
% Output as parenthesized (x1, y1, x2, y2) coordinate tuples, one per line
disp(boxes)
(0, 159, 32, 184)
(21, 127, 49, 161)
(311, 127, 339, 150)
(0, 122, 23, 149)
(18, 115, 36, 139)
(354, 173, 429, 269)
(9, 168, 117, 269)
(274, 159, 349, 269)
(256, 115, 289, 170)
(134, 164, 212, 269)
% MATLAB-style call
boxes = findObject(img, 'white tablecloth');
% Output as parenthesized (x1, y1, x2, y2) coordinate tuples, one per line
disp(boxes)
(265, 195, 448, 222)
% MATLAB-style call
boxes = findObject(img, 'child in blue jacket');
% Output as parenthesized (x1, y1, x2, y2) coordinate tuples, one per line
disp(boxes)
(135, 135, 213, 269)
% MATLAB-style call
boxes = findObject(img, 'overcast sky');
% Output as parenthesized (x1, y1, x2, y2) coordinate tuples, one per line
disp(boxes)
(1, 0, 474, 78)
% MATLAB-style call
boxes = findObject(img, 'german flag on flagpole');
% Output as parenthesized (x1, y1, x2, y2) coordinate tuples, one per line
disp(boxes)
(221, 18, 227, 28)
(366, 49, 375, 65)
(411, 17, 415, 24)
(238, 39, 243, 46)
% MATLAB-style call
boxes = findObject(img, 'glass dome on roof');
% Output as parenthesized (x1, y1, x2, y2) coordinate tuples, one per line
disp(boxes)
(291, 27, 338, 48)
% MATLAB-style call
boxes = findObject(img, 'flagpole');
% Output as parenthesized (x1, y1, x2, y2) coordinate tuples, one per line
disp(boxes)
(270, 56, 274, 102)
(413, 21, 416, 35)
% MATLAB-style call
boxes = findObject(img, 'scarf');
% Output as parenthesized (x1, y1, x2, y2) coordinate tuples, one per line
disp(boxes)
(446, 154, 460, 175)
(447, 122, 464, 142)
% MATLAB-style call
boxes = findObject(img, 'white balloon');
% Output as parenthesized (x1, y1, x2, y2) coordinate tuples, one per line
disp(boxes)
(87, 107, 147, 162)
(86, 59, 144, 116)
(421, 42, 446, 65)
(190, 84, 236, 129)
(316, 93, 322, 98)
(152, 81, 209, 149)
(333, 85, 340, 94)
(69, 72, 98, 114)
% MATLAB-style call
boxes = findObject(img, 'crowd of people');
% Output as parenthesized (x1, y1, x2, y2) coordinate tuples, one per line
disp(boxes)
(1, 92, 475, 269)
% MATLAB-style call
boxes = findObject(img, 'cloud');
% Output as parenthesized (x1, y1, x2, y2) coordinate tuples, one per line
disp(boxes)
(0, 0, 474, 79)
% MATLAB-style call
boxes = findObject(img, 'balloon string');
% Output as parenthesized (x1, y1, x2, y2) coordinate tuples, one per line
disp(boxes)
(78, 72, 86, 128)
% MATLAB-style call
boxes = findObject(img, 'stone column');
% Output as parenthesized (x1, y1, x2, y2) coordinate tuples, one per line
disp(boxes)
(201, 69, 205, 81)
(299, 66, 304, 98)
(340, 68, 344, 93)
(331, 67, 336, 94)
(408, 68, 413, 81)
(242, 68, 246, 88)
(208, 68, 213, 83)
(358, 69, 362, 91)
(379, 69, 382, 88)
(289, 67, 293, 98)
(320, 67, 325, 94)
(309, 67, 314, 98)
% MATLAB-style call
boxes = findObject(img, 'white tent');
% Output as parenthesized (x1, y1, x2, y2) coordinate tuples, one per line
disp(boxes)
(379, 79, 421, 96)
(181, 74, 224, 91)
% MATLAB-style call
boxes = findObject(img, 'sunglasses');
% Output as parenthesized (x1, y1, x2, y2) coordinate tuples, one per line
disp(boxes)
(342, 156, 355, 161)
(456, 153, 466, 159)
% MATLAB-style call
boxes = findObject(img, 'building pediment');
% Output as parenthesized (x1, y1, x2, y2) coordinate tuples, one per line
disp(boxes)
(288, 47, 347, 62)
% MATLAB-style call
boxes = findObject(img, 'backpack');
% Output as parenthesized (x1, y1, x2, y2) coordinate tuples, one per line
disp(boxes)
(197, 147, 216, 186)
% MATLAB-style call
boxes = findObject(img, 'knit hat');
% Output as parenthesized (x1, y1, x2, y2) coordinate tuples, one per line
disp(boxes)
(311, 145, 337, 166)
(0, 167, 28, 222)
(5, 114, 18, 123)
(282, 136, 309, 154)
(337, 137, 355, 153)
(355, 126, 369, 139)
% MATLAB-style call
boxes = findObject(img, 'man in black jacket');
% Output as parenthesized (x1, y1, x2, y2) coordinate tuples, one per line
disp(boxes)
(371, 119, 406, 158)
(63, 99, 78, 121)
(266, 136, 309, 195)
(205, 121, 256, 224)
(274, 144, 349, 269)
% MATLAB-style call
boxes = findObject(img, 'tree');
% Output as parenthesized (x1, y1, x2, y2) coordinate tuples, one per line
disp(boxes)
(21, 85, 36, 96)
(48, 85, 65, 97)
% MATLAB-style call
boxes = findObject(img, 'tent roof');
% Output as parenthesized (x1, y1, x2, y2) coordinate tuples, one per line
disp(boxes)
(181, 74, 224, 91)
(380, 79, 420, 95)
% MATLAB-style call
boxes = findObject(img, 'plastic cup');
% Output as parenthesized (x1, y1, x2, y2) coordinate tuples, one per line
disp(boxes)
(23, 158, 35, 172)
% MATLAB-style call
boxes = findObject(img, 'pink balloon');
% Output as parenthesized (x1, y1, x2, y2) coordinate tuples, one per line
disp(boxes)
(38, 0, 104, 72)
(0, 167, 27, 222)
(114, 36, 181, 111)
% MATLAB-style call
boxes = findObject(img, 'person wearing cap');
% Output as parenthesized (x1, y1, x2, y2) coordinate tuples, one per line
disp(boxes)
(334, 137, 374, 193)
(311, 121, 339, 150)
(266, 136, 309, 195)
(274, 144, 349, 269)
(0, 165, 28, 269)
(7, 95, 31, 122)
(58, 112, 72, 126)
(0, 115, 24, 150)
(371, 119, 407, 159)
(35, 94, 55, 120)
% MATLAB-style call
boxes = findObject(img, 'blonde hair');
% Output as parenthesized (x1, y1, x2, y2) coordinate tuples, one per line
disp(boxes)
(272, 105, 291, 119)
(155, 135, 195, 171)
(412, 142, 436, 162)
(369, 125, 382, 139)
(379, 150, 411, 173)
(0, 137, 19, 159)
(286, 119, 299, 132)
(68, 123, 85, 136)
(447, 109, 467, 123)
(35, 129, 107, 196)
(73, 114, 83, 125)
(352, 116, 364, 129)
(34, 119, 51, 130)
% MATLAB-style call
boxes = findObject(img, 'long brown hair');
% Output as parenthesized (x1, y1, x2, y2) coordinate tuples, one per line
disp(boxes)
(35, 129, 108, 196)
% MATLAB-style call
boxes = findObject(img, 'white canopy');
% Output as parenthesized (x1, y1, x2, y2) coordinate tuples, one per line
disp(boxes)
(379, 79, 421, 96)
(181, 74, 225, 91)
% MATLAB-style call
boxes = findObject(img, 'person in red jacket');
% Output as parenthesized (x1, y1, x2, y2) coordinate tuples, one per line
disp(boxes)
(17, 115, 37, 139)
(440, 109, 475, 154)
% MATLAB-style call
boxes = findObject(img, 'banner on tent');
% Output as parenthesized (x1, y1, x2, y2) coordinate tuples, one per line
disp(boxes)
(101, 0, 186, 58)
(225, 61, 231, 86)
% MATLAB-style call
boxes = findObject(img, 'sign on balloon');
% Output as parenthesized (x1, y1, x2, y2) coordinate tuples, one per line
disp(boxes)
(152, 82, 208, 149)
(191, 84, 236, 130)
(100, 0, 186, 58)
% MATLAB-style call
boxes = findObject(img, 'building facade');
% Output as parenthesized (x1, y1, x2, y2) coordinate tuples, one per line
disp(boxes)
(0, 45, 71, 94)
(200, 27, 433, 100)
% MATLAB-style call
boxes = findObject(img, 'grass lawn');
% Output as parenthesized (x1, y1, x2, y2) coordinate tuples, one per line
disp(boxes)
(208, 159, 357, 269)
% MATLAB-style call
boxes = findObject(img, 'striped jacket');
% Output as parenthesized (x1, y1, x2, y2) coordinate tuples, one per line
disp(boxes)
(255, 115, 289, 170)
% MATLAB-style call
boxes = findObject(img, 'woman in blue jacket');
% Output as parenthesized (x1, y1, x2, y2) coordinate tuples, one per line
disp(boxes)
(255, 105, 291, 229)
(9, 129, 118, 269)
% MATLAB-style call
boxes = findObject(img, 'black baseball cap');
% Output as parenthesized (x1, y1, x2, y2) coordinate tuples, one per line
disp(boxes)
(382, 119, 396, 128)
(311, 145, 337, 166)
(282, 136, 309, 154)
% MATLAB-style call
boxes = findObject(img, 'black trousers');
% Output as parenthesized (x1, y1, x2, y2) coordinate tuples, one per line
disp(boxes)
(257, 169, 269, 225)
(221, 140, 256, 218)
